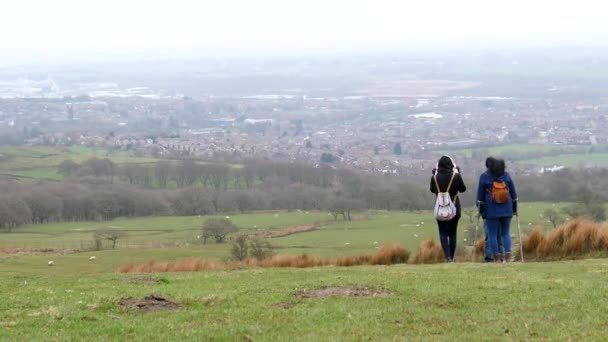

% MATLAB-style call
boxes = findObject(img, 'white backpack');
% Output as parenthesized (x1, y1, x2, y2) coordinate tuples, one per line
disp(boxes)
(433, 173, 458, 221)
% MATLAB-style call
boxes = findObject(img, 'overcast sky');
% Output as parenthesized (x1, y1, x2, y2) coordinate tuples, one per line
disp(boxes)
(1, 0, 607, 65)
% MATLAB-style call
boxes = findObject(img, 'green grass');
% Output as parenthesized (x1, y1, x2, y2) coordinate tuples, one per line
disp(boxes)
(1, 260, 607, 340)
(0, 212, 332, 251)
(0, 145, 245, 182)
(1, 204, 606, 340)
(520, 153, 608, 167)
(0, 145, 159, 180)
(7, 168, 63, 180)
(441, 144, 585, 159)
(1, 203, 565, 259)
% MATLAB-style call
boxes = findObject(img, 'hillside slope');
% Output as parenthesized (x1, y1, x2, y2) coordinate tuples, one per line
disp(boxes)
(1, 260, 607, 340)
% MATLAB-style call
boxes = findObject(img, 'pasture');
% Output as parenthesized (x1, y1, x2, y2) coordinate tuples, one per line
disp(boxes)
(1, 260, 607, 340)
(0, 146, 157, 181)
(1, 203, 606, 340)
(0, 203, 564, 254)
(520, 153, 608, 168)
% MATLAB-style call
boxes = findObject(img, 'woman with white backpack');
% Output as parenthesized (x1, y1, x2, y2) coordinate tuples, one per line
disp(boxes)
(430, 156, 467, 263)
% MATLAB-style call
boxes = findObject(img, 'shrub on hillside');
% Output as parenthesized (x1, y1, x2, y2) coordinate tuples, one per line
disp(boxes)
(248, 238, 275, 261)
(230, 235, 249, 261)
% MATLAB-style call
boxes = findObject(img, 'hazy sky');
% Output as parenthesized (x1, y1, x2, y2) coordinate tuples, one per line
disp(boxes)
(1, 0, 607, 64)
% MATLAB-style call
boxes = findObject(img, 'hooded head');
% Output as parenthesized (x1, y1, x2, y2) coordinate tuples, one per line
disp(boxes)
(488, 158, 506, 177)
(437, 155, 458, 173)
(485, 156, 497, 170)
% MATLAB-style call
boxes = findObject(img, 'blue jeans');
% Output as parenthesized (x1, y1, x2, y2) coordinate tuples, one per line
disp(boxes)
(486, 217, 512, 256)
(484, 221, 504, 262)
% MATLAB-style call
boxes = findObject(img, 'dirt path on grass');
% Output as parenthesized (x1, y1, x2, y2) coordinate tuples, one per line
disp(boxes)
(255, 224, 321, 239)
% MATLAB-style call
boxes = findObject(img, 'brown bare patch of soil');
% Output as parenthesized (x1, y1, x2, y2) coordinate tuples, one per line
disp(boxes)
(256, 224, 319, 239)
(295, 287, 391, 299)
(117, 294, 180, 312)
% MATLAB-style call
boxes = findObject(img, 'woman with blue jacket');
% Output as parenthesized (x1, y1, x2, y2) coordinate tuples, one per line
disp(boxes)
(476, 158, 518, 262)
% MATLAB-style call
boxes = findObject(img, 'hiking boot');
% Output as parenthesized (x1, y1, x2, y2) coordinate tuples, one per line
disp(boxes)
(504, 252, 512, 262)
(494, 254, 501, 263)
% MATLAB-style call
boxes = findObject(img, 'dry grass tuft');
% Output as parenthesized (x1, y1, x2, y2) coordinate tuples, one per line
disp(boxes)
(118, 258, 226, 273)
(370, 243, 410, 265)
(413, 239, 445, 264)
(119, 243, 411, 273)
(523, 228, 545, 255)
(258, 254, 329, 268)
(524, 218, 608, 260)
(335, 254, 372, 267)
(474, 238, 485, 256)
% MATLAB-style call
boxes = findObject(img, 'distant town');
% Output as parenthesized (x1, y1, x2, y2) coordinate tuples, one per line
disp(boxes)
(1, 55, 608, 177)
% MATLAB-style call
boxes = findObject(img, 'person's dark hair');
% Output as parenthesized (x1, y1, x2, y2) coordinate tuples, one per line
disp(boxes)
(488, 158, 506, 177)
(437, 156, 454, 170)
(485, 156, 497, 170)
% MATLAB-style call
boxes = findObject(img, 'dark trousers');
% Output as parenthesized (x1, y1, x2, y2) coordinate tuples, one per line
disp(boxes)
(437, 216, 459, 261)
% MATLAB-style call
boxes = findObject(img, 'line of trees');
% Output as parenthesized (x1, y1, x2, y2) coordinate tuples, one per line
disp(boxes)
(0, 160, 433, 232)
(3, 159, 608, 232)
(59, 158, 339, 190)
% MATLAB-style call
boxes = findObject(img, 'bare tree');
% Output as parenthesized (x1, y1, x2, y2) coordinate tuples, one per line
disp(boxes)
(155, 161, 170, 189)
(57, 160, 81, 177)
(543, 208, 564, 228)
(248, 238, 274, 260)
(94, 228, 127, 249)
(202, 218, 239, 243)
(234, 191, 255, 213)
(230, 235, 249, 261)
(170, 187, 214, 215)
(24, 192, 63, 224)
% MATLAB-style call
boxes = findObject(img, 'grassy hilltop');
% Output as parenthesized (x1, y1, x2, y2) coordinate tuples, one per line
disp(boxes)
(2, 202, 607, 340)
(1, 260, 607, 340)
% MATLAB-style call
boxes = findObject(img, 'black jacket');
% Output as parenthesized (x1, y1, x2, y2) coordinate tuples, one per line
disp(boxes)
(430, 168, 467, 215)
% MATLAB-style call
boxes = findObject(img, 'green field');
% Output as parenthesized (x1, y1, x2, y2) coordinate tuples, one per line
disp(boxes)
(520, 153, 608, 167)
(0, 146, 159, 181)
(0, 203, 564, 254)
(2, 203, 607, 340)
(439, 143, 581, 158)
(0, 212, 332, 251)
(436, 143, 608, 168)
(1, 259, 607, 340)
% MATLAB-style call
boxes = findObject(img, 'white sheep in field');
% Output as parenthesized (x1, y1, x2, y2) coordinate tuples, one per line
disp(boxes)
(344, 242, 351, 247)
(89, 256, 96, 261)
(373, 241, 379, 245)
(47, 261, 54, 266)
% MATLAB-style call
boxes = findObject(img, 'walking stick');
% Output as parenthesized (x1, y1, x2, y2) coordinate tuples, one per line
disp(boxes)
(516, 213, 524, 262)
(473, 215, 480, 262)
